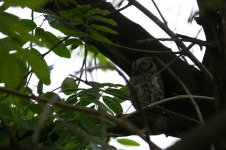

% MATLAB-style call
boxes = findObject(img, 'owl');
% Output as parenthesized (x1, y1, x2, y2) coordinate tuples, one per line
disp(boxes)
(129, 57, 164, 110)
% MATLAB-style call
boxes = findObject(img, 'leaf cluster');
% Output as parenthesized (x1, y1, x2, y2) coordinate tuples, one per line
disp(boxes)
(0, 1, 135, 149)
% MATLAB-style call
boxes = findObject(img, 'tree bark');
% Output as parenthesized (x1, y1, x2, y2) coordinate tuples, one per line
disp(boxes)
(197, 0, 226, 149)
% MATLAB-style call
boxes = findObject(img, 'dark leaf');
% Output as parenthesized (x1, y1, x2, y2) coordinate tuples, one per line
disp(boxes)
(103, 96, 123, 115)
(90, 24, 117, 34)
(61, 77, 77, 95)
(37, 80, 43, 95)
(90, 15, 117, 26)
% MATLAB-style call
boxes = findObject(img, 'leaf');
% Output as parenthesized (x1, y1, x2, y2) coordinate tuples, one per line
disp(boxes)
(76, 88, 100, 106)
(117, 138, 140, 146)
(103, 96, 123, 115)
(29, 104, 42, 114)
(66, 94, 78, 104)
(65, 38, 83, 51)
(61, 77, 77, 95)
(0, 103, 13, 119)
(90, 15, 117, 26)
(18, 48, 51, 85)
(90, 33, 112, 44)
(87, 8, 110, 16)
(90, 24, 117, 34)
(0, 12, 18, 35)
(35, 27, 71, 58)
(19, 19, 37, 32)
(0, 37, 23, 51)
(59, 5, 91, 18)
(46, 16, 86, 38)
(86, 44, 99, 55)
(0, 12, 42, 46)
(0, 51, 27, 88)
(69, 18, 85, 25)
(105, 87, 128, 101)
(37, 80, 43, 95)
(2, 0, 47, 9)
(65, 38, 83, 46)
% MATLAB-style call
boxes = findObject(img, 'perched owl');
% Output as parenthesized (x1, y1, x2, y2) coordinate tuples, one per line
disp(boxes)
(129, 57, 164, 110)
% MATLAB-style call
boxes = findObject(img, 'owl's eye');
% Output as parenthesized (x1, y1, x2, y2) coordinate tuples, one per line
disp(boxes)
(139, 61, 152, 71)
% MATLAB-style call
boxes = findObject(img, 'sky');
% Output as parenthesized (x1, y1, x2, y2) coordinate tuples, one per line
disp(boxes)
(3, 0, 204, 149)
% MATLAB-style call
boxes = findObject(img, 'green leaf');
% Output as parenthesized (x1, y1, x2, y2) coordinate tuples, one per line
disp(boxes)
(0, 51, 27, 88)
(2, 0, 47, 9)
(61, 77, 77, 95)
(87, 8, 110, 16)
(65, 38, 83, 51)
(35, 27, 71, 58)
(86, 44, 99, 55)
(90, 15, 117, 26)
(105, 87, 128, 101)
(76, 88, 100, 106)
(117, 138, 140, 146)
(60, 5, 91, 18)
(0, 12, 42, 46)
(0, 37, 23, 51)
(103, 96, 123, 115)
(66, 94, 78, 104)
(37, 80, 43, 95)
(18, 48, 51, 85)
(0, 12, 20, 36)
(90, 24, 117, 34)
(69, 18, 85, 25)
(65, 38, 83, 46)
(29, 104, 42, 114)
(19, 19, 37, 32)
(90, 33, 112, 44)
(46, 16, 86, 38)
(0, 103, 13, 119)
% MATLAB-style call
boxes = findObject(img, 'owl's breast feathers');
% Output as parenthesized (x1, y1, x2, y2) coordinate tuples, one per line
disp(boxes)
(129, 73, 165, 109)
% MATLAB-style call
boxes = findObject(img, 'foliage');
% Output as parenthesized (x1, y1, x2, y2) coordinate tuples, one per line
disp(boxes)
(0, 1, 128, 149)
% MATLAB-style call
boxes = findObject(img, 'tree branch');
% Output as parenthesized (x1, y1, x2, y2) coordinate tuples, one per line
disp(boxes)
(0, 86, 162, 148)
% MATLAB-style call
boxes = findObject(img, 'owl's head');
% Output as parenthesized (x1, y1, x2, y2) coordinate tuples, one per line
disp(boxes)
(131, 57, 157, 75)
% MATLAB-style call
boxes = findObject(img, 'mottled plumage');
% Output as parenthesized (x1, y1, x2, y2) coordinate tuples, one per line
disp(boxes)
(129, 57, 164, 110)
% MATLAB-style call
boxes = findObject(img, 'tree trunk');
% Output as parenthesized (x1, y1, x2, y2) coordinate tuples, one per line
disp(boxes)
(197, 0, 226, 149)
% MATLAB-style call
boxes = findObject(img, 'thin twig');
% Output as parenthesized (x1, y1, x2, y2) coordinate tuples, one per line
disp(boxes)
(137, 37, 210, 47)
(111, 43, 181, 54)
(124, 95, 213, 120)
(151, 0, 167, 25)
